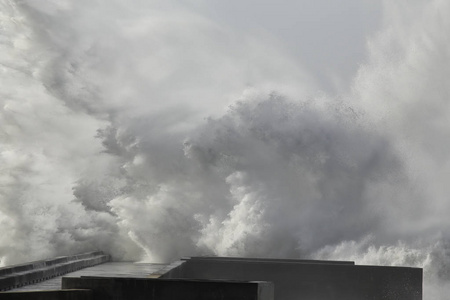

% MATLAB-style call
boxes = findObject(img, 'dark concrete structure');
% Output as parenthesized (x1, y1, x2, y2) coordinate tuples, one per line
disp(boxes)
(159, 257, 422, 300)
(0, 252, 110, 291)
(0, 255, 423, 300)
(186, 256, 356, 264)
(62, 277, 273, 300)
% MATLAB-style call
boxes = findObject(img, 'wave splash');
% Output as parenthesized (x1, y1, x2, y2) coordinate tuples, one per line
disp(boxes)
(1, 1, 450, 299)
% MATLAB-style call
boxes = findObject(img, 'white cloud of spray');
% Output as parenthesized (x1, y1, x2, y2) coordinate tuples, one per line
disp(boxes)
(1, 0, 450, 298)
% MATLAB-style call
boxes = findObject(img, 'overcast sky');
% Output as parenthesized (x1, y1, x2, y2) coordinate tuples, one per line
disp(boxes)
(177, 0, 383, 93)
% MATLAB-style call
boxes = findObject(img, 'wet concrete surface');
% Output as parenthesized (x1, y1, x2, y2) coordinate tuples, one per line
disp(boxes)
(11, 262, 166, 291)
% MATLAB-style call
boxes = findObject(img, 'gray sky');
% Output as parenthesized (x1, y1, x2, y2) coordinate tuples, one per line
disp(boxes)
(182, 0, 382, 93)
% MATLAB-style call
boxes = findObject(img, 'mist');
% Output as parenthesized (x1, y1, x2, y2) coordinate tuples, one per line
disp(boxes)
(1, 0, 450, 299)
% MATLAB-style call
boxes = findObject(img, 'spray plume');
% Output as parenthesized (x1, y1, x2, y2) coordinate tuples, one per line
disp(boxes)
(1, 0, 450, 298)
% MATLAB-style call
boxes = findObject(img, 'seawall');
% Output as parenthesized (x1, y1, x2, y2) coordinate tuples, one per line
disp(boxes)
(0, 251, 110, 291)
(159, 256, 422, 300)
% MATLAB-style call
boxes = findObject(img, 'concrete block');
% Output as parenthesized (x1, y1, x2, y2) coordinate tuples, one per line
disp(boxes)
(160, 258, 422, 300)
(46, 257, 70, 266)
(150, 260, 187, 278)
(62, 277, 274, 300)
(0, 277, 16, 291)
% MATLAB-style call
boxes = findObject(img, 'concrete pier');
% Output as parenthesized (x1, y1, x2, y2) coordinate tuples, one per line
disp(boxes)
(10, 262, 166, 292)
(0, 255, 422, 300)
(0, 252, 110, 291)
(160, 257, 422, 300)
(62, 277, 273, 300)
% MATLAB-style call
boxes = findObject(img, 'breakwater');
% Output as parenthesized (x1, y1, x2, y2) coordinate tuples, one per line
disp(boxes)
(0, 251, 110, 291)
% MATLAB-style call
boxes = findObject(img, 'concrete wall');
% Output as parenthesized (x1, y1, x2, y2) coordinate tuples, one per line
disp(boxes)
(160, 258, 422, 300)
(186, 256, 355, 265)
(151, 259, 187, 278)
(0, 289, 93, 300)
(0, 255, 422, 300)
(0, 252, 110, 291)
(152, 257, 354, 279)
(62, 277, 274, 300)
